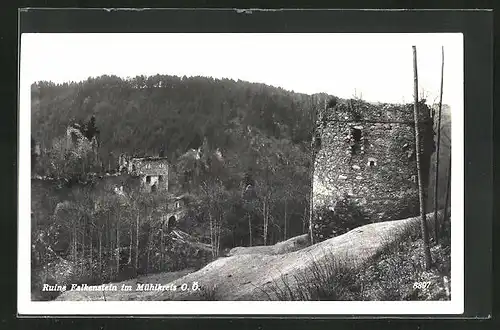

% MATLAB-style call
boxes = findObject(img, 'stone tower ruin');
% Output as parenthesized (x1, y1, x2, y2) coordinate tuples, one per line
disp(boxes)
(311, 98, 434, 242)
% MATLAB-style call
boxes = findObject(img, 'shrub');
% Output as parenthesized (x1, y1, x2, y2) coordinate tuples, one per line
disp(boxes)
(357, 238, 451, 301)
(263, 252, 360, 301)
(200, 284, 218, 301)
(262, 237, 451, 301)
(313, 195, 369, 240)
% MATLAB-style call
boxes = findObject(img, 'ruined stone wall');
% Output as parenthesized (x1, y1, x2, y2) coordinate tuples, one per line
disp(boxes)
(88, 154, 171, 193)
(122, 157, 170, 192)
(311, 98, 434, 242)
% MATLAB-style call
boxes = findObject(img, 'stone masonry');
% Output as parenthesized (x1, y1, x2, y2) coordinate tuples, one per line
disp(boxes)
(119, 155, 169, 193)
(311, 98, 434, 242)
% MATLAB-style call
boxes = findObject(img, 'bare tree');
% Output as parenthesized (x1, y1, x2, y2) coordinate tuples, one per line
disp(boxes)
(201, 179, 226, 258)
(263, 196, 269, 246)
(135, 211, 140, 272)
(108, 211, 114, 279)
(209, 208, 215, 257)
(89, 216, 94, 278)
(116, 211, 120, 275)
(98, 219, 103, 278)
(160, 215, 165, 270)
(248, 212, 253, 247)
(283, 199, 288, 240)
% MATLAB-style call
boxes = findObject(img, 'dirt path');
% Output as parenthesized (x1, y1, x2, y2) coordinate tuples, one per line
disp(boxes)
(57, 211, 443, 301)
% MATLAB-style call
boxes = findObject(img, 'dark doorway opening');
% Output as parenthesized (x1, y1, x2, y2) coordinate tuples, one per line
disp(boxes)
(352, 128, 362, 143)
(367, 158, 377, 168)
(167, 216, 176, 230)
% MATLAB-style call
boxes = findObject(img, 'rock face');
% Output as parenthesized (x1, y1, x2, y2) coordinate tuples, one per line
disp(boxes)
(66, 124, 99, 155)
(311, 98, 434, 242)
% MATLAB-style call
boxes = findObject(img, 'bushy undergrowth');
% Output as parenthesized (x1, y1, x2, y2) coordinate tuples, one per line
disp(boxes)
(358, 238, 451, 301)
(314, 195, 370, 240)
(330, 196, 370, 235)
(263, 236, 451, 301)
(31, 259, 75, 301)
(199, 284, 219, 301)
(263, 253, 361, 301)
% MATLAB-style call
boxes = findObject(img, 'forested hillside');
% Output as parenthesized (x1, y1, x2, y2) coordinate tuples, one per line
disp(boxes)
(30, 75, 324, 299)
(31, 75, 316, 165)
(31, 74, 320, 242)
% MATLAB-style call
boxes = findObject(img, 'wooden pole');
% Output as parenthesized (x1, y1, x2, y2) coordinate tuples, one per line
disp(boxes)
(412, 46, 433, 270)
(443, 156, 452, 228)
(308, 95, 318, 245)
(248, 212, 252, 247)
(284, 199, 288, 240)
(433, 46, 445, 243)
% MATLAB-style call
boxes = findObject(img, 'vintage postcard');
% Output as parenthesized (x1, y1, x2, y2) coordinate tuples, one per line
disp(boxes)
(19, 32, 464, 315)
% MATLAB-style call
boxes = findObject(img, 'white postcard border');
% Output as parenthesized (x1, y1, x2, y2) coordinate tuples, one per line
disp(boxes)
(18, 33, 464, 316)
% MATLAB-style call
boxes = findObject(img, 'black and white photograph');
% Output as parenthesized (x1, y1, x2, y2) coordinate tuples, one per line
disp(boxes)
(19, 32, 464, 315)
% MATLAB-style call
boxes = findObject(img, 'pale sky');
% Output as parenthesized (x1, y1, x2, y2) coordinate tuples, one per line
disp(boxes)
(21, 33, 463, 108)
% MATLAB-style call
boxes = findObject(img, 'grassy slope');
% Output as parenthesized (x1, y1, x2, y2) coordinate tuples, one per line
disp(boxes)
(57, 210, 447, 301)
(354, 237, 451, 301)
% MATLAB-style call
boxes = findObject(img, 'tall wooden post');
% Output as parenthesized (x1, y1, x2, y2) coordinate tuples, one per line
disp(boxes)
(433, 46, 445, 243)
(443, 156, 452, 226)
(412, 46, 433, 270)
(248, 212, 252, 247)
(308, 95, 316, 245)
